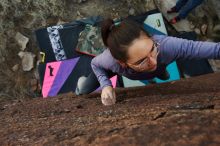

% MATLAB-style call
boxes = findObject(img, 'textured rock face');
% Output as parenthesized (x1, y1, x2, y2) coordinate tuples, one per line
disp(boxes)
(192, 0, 220, 32)
(211, 0, 220, 19)
(0, 0, 68, 98)
(0, 0, 219, 98)
(0, 73, 220, 145)
(0, 0, 66, 59)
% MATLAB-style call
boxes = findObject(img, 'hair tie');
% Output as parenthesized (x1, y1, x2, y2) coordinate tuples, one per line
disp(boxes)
(109, 21, 121, 31)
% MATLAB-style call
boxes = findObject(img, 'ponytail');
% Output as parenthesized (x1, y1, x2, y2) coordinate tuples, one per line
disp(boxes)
(101, 18, 114, 46)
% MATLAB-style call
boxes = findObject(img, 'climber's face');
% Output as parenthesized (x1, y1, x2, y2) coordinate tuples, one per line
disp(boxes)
(125, 33, 159, 72)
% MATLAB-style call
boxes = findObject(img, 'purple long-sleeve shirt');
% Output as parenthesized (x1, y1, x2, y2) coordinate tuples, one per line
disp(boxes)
(91, 35, 220, 89)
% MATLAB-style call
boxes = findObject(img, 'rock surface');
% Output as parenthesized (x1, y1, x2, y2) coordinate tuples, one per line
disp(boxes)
(0, 73, 220, 145)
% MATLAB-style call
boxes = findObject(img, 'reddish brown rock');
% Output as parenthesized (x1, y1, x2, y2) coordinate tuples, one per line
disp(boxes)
(0, 73, 220, 145)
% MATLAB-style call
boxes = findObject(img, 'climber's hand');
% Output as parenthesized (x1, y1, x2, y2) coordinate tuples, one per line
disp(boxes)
(101, 86, 116, 106)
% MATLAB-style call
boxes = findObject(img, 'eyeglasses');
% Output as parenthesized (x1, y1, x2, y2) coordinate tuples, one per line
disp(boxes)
(127, 42, 160, 71)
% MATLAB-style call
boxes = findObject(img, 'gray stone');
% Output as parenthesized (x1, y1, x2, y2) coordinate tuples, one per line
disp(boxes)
(189, 22, 196, 29)
(15, 32, 29, 51)
(12, 64, 19, 72)
(144, 0, 156, 10)
(129, 8, 135, 16)
(201, 24, 208, 35)
(18, 51, 36, 71)
(194, 28, 201, 35)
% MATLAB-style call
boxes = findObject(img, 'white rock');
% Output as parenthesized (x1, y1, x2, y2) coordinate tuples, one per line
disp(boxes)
(12, 64, 19, 72)
(194, 28, 201, 35)
(15, 32, 29, 51)
(201, 24, 208, 35)
(18, 51, 25, 58)
(18, 51, 36, 71)
(77, 11, 81, 16)
(129, 8, 135, 16)
(189, 22, 195, 29)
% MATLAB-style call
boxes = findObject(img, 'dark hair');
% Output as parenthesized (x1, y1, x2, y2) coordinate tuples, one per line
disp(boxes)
(101, 18, 150, 62)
